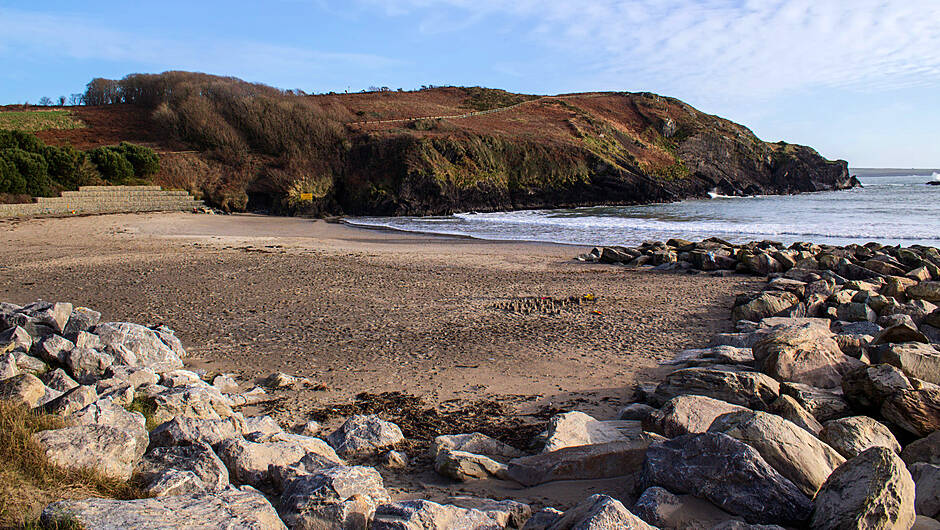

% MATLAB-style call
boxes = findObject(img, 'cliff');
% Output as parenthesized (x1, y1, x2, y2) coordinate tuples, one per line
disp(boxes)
(26, 74, 857, 215)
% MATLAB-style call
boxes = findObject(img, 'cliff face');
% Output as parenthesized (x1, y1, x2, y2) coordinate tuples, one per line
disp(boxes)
(328, 91, 855, 216)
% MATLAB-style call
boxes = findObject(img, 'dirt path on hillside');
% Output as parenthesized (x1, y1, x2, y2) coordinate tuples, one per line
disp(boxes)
(0, 212, 758, 508)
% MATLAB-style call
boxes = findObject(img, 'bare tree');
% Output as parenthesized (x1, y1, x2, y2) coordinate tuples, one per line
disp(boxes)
(58, 96, 66, 106)
(68, 93, 84, 106)
(38, 96, 53, 106)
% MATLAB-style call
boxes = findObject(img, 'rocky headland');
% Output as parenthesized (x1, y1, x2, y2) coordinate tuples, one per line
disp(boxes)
(2, 233, 939, 528)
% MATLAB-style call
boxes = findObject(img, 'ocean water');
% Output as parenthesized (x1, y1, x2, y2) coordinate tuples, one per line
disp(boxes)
(346, 171, 940, 247)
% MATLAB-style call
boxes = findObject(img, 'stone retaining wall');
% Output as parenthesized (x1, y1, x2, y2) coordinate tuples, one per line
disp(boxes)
(0, 186, 203, 218)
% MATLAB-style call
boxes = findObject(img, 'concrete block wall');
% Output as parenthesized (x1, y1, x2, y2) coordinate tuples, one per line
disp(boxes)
(0, 186, 203, 218)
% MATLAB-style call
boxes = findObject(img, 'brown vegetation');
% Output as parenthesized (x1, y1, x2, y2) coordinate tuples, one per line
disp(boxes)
(0, 401, 141, 526)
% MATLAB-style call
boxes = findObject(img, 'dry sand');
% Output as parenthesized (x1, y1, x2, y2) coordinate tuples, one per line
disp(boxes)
(0, 212, 759, 508)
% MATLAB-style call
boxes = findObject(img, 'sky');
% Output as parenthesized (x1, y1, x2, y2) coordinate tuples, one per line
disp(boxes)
(1, 0, 938, 167)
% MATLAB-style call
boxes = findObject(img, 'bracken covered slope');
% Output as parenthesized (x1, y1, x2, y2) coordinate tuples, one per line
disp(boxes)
(18, 76, 857, 215)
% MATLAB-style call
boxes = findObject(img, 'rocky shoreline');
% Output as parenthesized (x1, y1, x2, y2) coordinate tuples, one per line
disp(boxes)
(1, 235, 939, 528)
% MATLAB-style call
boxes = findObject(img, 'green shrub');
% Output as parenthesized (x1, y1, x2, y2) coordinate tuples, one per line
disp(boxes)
(117, 142, 160, 177)
(43, 145, 87, 189)
(0, 148, 52, 196)
(0, 130, 44, 153)
(89, 147, 134, 184)
(0, 156, 27, 194)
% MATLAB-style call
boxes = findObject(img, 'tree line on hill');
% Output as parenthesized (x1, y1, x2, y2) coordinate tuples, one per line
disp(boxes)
(0, 130, 159, 198)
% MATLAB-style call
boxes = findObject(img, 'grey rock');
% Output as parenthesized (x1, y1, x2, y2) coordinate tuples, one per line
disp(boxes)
(95, 322, 184, 373)
(708, 410, 845, 497)
(911, 463, 940, 518)
(64, 347, 114, 384)
(903, 430, 940, 466)
(508, 439, 654, 487)
(33, 424, 144, 480)
(41, 384, 97, 415)
(33, 334, 74, 365)
(244, 415, 284, 437)
(664, 346, 754, 367)
(435, 449, 508, 481)
(151, 385, 236, 424)
(31, 302, 72, 334)
(872, 342, 940, 385)
(218, 432, 344, 488)
(72, 398, 149, 455)
(842, 363, 915, 413)
(645, 395, 748, 437)
(212, 373, 239, 393)
(819, 416, 902, 458)
(13, 350, 48, 375)
(63, 306, 101, 335)
(278, 465, 389, 529)
(432, 432, 524, 461)
(138, 442, 230, 497)
(372, 499, 504, 530)
(642, 433, 812, 525)
(731, 291, 800, 323)
(810, 447, 916, 530)
(383, 450, 409, 469)
(523, 508, 564, 530)
(150, 416, 246, 450)
(550, 494, 654, 529)
(619, 403, 657, 421)
(633, 486, 741, 529)
(0, 351, 18, 380)
(753, 322, 863, 388)
(909, 282, 940, 302)
(874, 321, 931, 345)
(447, 497, 532, 529)
(41, 486, 286, 529)
(327, 415, 404, 457)
(0, 325, 31, 352)
(881, 386, 940, 437)
(42, 368, 79, 392)
(542, 411, 629, 452)
(780, 382, 851, 421)
(654, 367, 780, 410)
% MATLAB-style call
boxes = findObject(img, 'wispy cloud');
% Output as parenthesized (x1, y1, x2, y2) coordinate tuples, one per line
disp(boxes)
(364, 0, 940, 99)
(0, 7, 399, 85)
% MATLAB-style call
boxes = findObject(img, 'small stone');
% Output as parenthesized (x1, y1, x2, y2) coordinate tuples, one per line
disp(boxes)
(383, 450, 408, 469)
(212, 374, 239, 393)
(326, 415, 404, 457)
(619, 403, 657, 421)
(300, 419, 321, 436)
(435, 449, 508, 481)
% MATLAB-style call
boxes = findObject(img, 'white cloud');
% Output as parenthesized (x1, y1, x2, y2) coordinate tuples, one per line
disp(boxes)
(0, 7, 399, 85)
(363, 0, 940, 99)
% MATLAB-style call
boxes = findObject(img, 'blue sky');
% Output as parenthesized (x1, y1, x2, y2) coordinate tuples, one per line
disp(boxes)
(1, 0, 938, 167)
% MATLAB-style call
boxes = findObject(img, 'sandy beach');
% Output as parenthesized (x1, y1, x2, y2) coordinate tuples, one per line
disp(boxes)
(0, 212, 759, 507)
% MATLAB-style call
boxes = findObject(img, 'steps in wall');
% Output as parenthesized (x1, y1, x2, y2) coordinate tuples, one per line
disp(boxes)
(0, 186, 204, 218)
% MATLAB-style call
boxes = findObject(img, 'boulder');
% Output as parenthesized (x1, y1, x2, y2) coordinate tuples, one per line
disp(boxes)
(542, 411, 628, 452)
(842, 364, 915, 413)
(881, 387, 940, 437)
(150, 416, 246, 450)
(619, 403, 657, 422)
(632, 486, 742, 529)
(909, 282, 940, 302)
(33, 334, 74, 365)
(63, 347, 114, 384)
(837, 302, 877, 322)
(769, 395, 824, 435)
(664, 346, 755, 367)
(653, 368, 780, 410)
(279, 465, 389, 529)
(326, 415, 404, 457)
(244, 415, 284, 438)
(94, 322, 184, 372)
(42, 368, 79, 392)
(753, 323, 863, 388)
(708, 410, 845, 497)
(902, 431, 940, 466)
(911, 463, 940, 518)
(645, 395, 749, 437)
(435, 449, 508, 481)
(445, 497, 532, 528)
(63, 306, 101, 335)
(819, 416, 902, 459)
(874, 322, 931, 345)
(780, 382, 851, 421)
(523, 508, 564, 530)
(218, 432, 344, 488)
(41, 384, 97, 415)
(33, 424, 144, 480)
(0, 351, 17, 380)
(151, 385, 236, 424)
(508, 439, 654, 487)
(371, 499, 504, 529)
(0, 373, 46, 407)
(431, 432, 524, 461)
(810, 447, 916, 530)
(72, 398, 149, 454)
(212, 374, 239, 393)
(0, 325, 31, 353)
(29, 302, 72, 334)
(161, 369, 204, 388)
(731, 292, 800, 323)
(41, 486, 286, 529)
(550, 494, 654, 529)
(872, 343, 940, 385)
(138, 442, 230, 497)
(13, 351, 48, 376)
(641, 433, 812, 525)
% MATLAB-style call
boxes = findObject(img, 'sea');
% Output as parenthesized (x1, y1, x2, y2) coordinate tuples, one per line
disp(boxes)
(346, 169, 940, 248)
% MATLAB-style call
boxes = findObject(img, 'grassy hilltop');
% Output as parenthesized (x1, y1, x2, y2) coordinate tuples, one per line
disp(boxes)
(2, 72, 856, 214)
